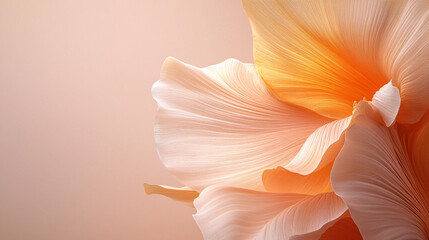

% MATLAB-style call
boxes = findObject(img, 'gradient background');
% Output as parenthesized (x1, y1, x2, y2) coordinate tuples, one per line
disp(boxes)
(0, 1, 252, 239)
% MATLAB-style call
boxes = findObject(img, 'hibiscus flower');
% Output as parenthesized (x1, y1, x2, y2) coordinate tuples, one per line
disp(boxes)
(145, 0, 429, 239)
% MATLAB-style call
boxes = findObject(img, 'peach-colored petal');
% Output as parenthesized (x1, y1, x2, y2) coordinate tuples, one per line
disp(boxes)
(153, 57, 332, 191)
(382, 1, 429, 123)
(193, 186, 347, 240)
(243, 0, 429, 122)
(262, 81, 398, 195)
(318, 217, 363, 240)
(144, 183, 199, 208)
(262, 163, 334, 195)
(261, 119, 347, 195)
(408, 112, 429, 189)
(292, 212, 362, 240)
(284, 117, 351, 174)
(331, 102, 429, 240)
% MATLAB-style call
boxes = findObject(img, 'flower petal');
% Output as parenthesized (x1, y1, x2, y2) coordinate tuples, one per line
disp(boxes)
(292, 212, 362, 240)
(317, 217, 362, 240)
(284, 117, 351, 174)
(263, 81, 400, 195)
(407, 112, 429, 192)
(193, 186, 347, 240)
(262, 163, 334, 195)
(382, 1, 429, 123)
(144, 183, 199, 208)
(370, 81, 401, 127)
(331, 102, 429, 240)
(243, 0, 429, 122)
(262, 80, 399, 195)
(153, 57, 331, 191)
(260, 120, 346, 195)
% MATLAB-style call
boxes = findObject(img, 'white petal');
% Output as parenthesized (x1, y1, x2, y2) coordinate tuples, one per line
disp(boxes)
(370, 81, 401, 127)
(193, 186, 347, 240)
(153, 57, 331, 191)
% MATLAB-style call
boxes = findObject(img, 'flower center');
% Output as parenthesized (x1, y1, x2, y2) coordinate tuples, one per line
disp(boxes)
(352, 97, 367, 110)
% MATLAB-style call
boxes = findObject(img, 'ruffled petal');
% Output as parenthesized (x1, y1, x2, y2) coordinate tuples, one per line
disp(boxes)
(382, 0, 429, 123)
(292, 212, 362, 240)
(153, 57, 331, 191)
(284, 117, 351, 174)
(243, 0, 429, 122)
(263, 81, 399, 195)
(262, 163, 334, 195)
(331, 101, 429, 240)
(144, 183, 199, 208)
(193, 186, 347, 240)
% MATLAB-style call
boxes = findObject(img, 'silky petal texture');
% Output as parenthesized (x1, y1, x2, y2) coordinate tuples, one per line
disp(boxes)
(408, 112, 429, 189)
(262, 81, 398, 195)
(370, 81, 401, 127)
(243, 0, 429, 122)
(262, 163, 334, 195)
(284, 117, 351, 174)
(144, 183, 199, 208)
(193, 186, 347, 240)
(153, 57, 332, 191)
(331, 102, 429, 240)
(383, 1, 429, 123)
(292, 212, 362, 240)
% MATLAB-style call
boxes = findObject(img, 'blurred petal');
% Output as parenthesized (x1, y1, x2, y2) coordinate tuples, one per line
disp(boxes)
(194, 186, 347, 240)
(370, 81, 401, 127)
(153, 57, 331, 191)
(243, 0, 429, 122)
(331, 102, 429, 240)
(144, 183, 199, 208)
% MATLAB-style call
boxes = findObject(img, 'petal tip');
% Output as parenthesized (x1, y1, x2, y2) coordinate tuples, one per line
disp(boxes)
(160, 56, 186, 75)
(162, 56, 180, 66)
(143, 183, 154, 195)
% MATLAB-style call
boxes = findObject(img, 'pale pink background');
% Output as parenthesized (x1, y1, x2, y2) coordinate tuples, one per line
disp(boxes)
(0, 1, 252, 239)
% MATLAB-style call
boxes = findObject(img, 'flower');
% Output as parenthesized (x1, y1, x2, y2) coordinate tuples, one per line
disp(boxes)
(145, 0, 429, 239)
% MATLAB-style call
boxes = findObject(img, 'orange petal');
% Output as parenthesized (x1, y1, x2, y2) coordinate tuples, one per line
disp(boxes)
(153, 57, 331, 191)
(243, 0, 429, 122)
(262, 163, 334, 195)
(318, 217, 363, 240)
(293, 212, 362, 240)
(331, 102, 429, 239)
(144, 183, 199, 208)
(193, 186, 347, 240)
